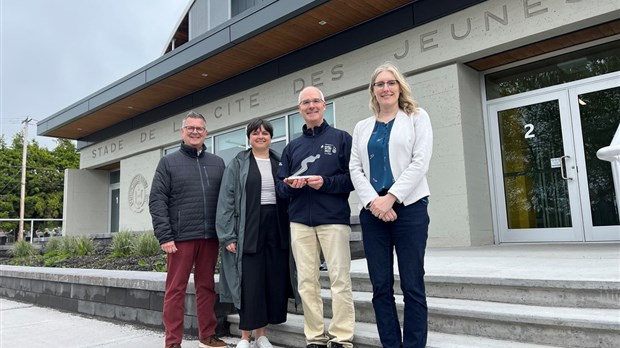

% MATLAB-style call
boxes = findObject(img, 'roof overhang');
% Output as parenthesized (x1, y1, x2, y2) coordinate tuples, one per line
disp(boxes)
(38, 0, 488, 146)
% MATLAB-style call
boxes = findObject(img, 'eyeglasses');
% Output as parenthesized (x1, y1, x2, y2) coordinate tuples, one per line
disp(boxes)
(183, 126, 206, 133)
(299, 98, 324, 106)
(372, 80, 399, 89)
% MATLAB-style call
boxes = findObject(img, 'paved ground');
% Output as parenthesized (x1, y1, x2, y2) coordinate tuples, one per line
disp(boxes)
(1, 243, 618, 347)
(0, 298, 259, 348)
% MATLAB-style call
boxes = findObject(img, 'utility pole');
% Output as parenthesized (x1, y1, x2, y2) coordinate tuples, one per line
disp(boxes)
(18, 117, 32, 241)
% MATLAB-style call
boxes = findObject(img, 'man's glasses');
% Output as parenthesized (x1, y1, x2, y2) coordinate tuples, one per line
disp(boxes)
(372, 80, 399, 89)
(183, 126, 206, 133)
(299, 98, 324, 106)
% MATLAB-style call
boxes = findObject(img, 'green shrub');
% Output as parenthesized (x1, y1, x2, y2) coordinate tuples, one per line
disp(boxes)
(43, 237, 63, 255)
(59, 236, 76, 254)
(74, 236, 95, 256)
(132, 233, 161, 257)
(10, 240, 39, 258)
(59, 236, 95, 256)
(110, 231, 136, 258)
(43, 254, 69, 267)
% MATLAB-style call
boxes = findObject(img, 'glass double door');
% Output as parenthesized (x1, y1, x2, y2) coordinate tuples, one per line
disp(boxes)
(489, 74, 620, 242)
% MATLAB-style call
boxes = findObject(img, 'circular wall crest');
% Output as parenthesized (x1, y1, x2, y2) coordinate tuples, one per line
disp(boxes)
(128, 174, 149, 213)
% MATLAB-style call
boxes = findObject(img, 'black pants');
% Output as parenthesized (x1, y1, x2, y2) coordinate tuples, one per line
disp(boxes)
(238, 204, 289, 330)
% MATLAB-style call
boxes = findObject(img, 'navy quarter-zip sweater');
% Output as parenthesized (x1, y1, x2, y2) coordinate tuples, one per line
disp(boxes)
(276, 121, 354, 226)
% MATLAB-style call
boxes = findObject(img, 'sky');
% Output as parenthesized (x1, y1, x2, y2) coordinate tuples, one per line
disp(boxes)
(0, 0, 192, 148)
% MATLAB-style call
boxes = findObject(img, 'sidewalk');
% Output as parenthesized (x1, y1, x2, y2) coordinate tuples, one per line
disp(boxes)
(0, 298, 212, 347)
(1, 243, 619, 347)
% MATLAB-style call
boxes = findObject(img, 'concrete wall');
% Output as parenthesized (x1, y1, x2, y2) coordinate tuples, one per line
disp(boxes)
(119, 150, 161, 232)
(458, 63, 494, 245)
(63, 169, 109, 236)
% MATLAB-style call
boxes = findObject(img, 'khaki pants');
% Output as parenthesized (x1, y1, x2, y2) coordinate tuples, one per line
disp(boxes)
(290, 223, 355, 347)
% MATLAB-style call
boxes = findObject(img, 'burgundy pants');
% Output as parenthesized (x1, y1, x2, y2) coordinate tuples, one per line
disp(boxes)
(164, 238, 219, 345)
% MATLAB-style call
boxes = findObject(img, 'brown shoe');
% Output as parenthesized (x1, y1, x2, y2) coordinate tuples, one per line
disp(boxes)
(199, 335, 227, 348)
(165, 344, 181, 348)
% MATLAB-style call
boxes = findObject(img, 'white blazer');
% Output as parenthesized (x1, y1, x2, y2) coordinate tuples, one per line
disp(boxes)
(349, 108, 433, 210)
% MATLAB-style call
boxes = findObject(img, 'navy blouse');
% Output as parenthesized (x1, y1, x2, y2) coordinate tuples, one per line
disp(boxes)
(367, 119, 395, 193)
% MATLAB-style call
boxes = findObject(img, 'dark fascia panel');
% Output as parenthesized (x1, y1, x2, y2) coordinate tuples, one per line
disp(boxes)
(76, 0, 487, 147)
(414, 0, 487, 25)
(45, 101, 90, 131)
(38, 0, 327, 137)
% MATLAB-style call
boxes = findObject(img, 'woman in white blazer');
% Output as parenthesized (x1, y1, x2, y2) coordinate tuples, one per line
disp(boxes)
(349, 62, 433, 348)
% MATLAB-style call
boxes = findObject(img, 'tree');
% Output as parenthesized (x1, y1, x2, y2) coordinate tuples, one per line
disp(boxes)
(0, 135, 79, 234)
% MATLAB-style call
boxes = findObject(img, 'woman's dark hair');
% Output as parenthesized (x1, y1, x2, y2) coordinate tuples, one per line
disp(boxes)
(246, 118, 273, 138)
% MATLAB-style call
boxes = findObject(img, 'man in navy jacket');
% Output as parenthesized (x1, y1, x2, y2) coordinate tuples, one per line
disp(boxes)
(276, 86, 355, 348)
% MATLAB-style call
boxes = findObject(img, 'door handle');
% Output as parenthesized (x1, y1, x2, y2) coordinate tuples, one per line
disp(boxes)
(560, 155, 573, 180)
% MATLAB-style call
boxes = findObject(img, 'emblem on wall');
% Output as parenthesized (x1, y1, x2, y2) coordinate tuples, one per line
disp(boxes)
(128, 174, 149, 213)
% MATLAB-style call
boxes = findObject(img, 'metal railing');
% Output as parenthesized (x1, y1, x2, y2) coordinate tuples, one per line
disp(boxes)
(0, 218, 63, 243)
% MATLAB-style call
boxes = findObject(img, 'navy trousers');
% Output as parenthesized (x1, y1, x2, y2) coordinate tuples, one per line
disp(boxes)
(360, 197, 429, 348)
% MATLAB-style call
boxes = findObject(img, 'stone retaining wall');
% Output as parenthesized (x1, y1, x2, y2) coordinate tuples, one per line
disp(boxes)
(0, 265, 234, 337)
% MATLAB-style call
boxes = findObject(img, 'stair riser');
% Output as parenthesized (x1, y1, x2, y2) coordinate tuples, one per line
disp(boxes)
(427, 283, 620, 309)
(322, 276, 619, 309)
(287, 297, 617, 348)
(230, 323, 381, 348)
(430, 314, 619, 348)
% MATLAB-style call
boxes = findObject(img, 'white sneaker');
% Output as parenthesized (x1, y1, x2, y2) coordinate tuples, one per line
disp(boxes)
(255, 336, 274, 348)
(236, 339, 250, 348)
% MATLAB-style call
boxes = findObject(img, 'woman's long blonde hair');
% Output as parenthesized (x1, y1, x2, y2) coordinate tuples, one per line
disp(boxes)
(369, 62, 418, 116)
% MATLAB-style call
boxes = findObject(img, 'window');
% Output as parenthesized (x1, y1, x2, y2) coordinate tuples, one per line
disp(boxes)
(109, 170, 120, 233)
(214, 128, 246, 164)
(163, 144, 179, 155)
(270, 117, 286, 155)
(486, 40, 620, 100)
(231, 0, 267, 17)
(109, 170, 120, 184)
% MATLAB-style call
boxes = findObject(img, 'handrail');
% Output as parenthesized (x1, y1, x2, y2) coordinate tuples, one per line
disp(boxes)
(0, 218, 63, 243)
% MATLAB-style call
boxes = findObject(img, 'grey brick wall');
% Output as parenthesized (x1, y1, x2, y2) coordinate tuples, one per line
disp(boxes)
(0, 266, 234, 337)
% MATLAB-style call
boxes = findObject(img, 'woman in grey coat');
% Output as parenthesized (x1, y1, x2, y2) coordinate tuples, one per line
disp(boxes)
(216, 118, 297, 348)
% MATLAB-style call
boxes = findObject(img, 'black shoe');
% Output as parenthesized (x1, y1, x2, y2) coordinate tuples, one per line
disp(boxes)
(330, 344, 346, 348)
(319, 262, 328, 271)
(306, 345, 328, 348)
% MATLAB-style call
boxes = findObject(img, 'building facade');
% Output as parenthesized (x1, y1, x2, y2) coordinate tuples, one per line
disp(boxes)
(40, 0, 620, 246)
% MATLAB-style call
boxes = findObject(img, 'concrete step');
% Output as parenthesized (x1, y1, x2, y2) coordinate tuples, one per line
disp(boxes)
(319, 271, 620, 309)
(286, 290, 620, 348)
(428, 297, 620, 348)
(228, 313, 564, 348)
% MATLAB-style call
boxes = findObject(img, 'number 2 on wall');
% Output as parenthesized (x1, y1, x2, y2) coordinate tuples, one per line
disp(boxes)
(524, 124, 535, 139)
